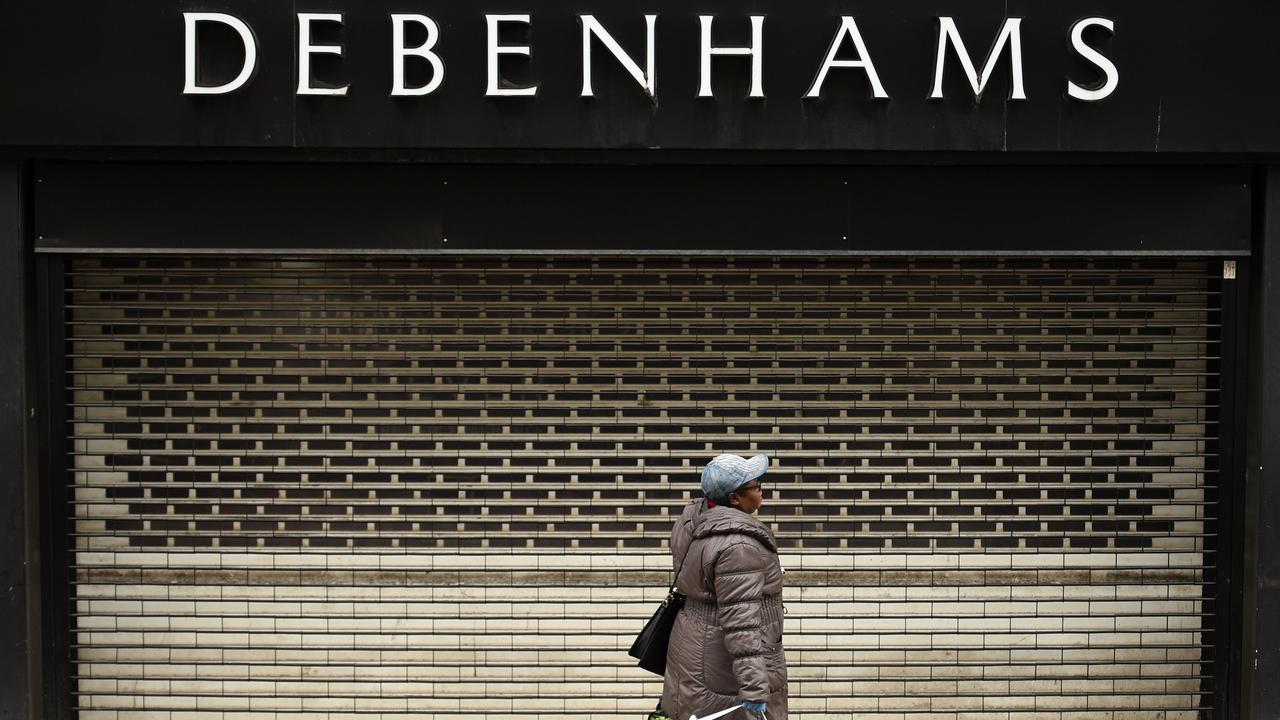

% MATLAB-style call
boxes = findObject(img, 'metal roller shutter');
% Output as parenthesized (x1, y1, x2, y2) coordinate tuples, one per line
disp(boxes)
(67, 256, 1221, 719)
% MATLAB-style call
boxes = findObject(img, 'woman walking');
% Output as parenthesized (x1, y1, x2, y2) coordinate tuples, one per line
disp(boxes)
(660, 453, 788, 720)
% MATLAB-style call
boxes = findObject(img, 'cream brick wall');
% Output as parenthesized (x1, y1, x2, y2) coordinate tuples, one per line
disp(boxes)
(74, 550, 1206, 720)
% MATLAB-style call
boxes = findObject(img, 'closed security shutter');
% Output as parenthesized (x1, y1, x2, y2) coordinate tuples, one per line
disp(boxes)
(68, 257, 1219, 720)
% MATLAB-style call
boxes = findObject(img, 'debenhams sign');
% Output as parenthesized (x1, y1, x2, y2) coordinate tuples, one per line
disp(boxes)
(181, 13, 1119, 102)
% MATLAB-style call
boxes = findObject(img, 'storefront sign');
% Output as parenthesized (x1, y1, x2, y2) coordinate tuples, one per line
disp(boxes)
(2, 0, 1276, 151)
(181, 13, 1119, 102)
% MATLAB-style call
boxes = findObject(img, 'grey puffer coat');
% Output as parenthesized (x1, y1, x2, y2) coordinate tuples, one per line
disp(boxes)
(661, 499, 788, 720)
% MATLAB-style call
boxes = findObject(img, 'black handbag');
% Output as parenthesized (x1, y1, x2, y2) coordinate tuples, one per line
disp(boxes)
(628, 546, 691, 676)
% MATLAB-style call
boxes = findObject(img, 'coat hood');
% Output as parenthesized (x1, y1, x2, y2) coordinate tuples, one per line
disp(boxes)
(673, 498, 778, 556)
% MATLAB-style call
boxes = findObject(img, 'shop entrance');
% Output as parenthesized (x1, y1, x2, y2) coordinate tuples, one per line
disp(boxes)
(65, 255, 1221, 718)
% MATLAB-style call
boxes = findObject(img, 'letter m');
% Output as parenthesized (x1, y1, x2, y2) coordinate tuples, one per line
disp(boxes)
(929, 17, 1025, 101)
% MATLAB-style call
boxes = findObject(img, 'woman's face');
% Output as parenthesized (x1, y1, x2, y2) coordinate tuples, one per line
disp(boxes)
(728, 479, 765, 514)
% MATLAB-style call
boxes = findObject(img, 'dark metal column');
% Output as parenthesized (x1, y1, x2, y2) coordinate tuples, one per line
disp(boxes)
(0, 164, 31, 720)
(1248, 169, 1280, 719)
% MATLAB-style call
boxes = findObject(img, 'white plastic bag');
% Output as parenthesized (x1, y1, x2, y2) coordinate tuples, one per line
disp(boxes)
(690, 706, 766, 720)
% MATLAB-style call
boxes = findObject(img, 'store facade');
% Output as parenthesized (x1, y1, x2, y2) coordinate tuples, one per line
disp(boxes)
(3, 1, 1280, 719)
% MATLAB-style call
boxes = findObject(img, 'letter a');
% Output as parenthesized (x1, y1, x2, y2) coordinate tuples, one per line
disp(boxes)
(805, 17, 888, 99)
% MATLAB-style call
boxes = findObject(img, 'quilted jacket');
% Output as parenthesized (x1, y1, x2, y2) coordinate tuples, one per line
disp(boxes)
(661, 498, 788, 720)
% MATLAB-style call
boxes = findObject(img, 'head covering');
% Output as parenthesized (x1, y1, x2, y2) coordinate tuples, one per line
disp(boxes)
(700, 453, 769, 501)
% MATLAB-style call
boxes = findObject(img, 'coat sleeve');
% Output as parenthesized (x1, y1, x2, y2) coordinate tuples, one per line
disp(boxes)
(712, 538, 771, 704)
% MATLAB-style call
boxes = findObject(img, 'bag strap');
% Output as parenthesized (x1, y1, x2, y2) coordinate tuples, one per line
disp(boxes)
(668, 522, 695, 593)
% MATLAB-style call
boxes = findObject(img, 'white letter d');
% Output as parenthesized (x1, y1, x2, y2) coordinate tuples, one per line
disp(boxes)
(183, 13, 257, 95)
